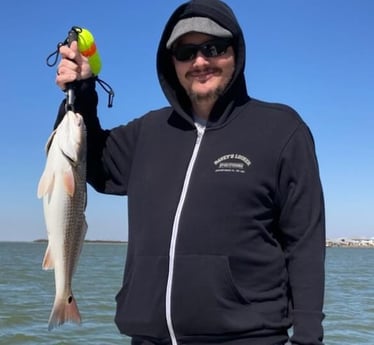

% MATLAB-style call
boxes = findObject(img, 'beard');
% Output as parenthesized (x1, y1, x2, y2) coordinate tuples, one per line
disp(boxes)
(187, 86, 225, 104)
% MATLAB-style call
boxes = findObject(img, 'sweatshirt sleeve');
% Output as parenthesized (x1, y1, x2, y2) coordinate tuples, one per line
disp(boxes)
(276, 123, 325, 344)
(55, 78, 140, 195)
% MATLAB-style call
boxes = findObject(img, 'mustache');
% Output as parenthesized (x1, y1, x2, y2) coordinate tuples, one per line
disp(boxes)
(186, 67, 221, 77)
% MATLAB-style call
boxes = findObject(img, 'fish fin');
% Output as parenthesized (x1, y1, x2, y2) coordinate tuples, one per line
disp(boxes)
(45, 130, 57, 154)
(48, 294, 81, 331)
(63, 168, 75, 197)
(42, 244, 54, 270)
(37, 170, 55, 199)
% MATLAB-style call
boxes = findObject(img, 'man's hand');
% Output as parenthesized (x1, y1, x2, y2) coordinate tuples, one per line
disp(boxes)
(56, 41, 92, 90)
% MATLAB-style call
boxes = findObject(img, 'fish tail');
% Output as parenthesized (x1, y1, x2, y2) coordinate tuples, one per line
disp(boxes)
(48, 294, 81, 331)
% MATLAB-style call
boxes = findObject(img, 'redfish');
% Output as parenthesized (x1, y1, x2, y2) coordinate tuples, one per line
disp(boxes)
(37, 110, 87, 330)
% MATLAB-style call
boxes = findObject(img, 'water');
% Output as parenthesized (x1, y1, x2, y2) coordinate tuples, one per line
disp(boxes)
(324, 247, 374, 343)
(0, 242, 129, 345)
(0, 243, 373, 344)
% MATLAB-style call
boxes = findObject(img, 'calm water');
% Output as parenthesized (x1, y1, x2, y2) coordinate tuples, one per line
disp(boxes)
(0, 242, 373, 344)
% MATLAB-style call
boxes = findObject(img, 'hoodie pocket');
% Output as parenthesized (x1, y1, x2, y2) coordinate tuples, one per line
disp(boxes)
(114, 255, 169, 338)
(172, 255, 264, 335)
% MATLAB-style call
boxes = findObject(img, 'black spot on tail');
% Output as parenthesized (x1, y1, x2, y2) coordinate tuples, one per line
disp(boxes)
(68, 295, 73, 304)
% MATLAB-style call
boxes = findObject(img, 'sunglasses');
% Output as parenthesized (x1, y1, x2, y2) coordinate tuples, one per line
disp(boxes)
(172, 39, 232, 62)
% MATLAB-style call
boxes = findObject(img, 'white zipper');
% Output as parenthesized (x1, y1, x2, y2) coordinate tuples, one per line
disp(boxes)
(165, 125, 205, 345)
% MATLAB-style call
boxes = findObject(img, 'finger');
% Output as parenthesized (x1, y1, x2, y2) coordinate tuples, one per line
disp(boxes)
(59, 58, 81, 72)
(59, 41, 79, 61)
(56, 40, 92, 85)
(56, 58, 81, 89)
(69, 41, 79, 54)
(56, 70, 78, 89)
(59, 45, 73, 60)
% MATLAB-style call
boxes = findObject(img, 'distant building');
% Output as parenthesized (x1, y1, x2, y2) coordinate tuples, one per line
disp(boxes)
(326, 237, 374, 247)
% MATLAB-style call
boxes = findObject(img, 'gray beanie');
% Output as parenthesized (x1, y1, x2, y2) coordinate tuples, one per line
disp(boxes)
(166, 16, 233, 49)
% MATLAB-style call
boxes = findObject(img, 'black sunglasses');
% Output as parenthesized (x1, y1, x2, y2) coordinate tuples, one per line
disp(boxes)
(172, 39, 232, 62)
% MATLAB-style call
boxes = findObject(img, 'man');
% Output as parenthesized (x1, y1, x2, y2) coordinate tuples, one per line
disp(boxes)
(55, 0, 325, 344)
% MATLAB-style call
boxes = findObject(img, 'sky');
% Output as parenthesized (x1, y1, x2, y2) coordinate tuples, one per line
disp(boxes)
(0, 0, 373, 242)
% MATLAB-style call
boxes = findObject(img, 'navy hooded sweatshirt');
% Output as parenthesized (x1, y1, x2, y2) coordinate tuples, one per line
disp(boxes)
(55, 0, 325, 344)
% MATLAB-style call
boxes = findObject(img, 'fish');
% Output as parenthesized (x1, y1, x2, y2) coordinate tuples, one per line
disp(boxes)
(37, 110, 87, 331)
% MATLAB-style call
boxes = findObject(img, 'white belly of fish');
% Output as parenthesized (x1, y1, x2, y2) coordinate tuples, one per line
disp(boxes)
(38, 110, 87, 330)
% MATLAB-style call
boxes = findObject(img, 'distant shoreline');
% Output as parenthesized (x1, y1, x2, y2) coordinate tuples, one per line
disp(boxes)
(30, 238, 373, 248)
(1, 239, 372, 248)
(326, 238, 374, 248)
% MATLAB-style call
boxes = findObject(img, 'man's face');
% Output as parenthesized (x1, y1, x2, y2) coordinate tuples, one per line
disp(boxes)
(172, 33, 235, 106)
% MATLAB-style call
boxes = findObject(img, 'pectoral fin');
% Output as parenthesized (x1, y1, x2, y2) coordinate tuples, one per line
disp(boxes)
(63, 168, 75, 197)
(37, 170, 55, 199)
(42, 244, 54, 270)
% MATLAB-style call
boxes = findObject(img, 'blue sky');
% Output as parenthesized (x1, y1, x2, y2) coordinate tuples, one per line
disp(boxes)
(1, 0, 373, 241)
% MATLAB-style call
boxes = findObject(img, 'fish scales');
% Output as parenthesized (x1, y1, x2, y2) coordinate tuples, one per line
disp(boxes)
(37, 110, 87, 331)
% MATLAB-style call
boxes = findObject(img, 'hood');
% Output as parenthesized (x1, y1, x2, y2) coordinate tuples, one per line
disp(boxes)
(156, 0, 249, 126)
